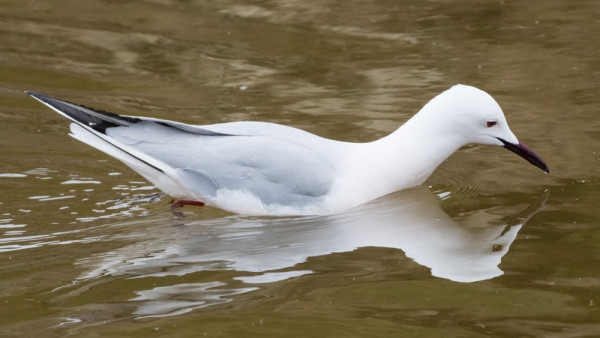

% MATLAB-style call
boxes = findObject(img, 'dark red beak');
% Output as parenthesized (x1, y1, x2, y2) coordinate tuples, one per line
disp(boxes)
(497, 138, 549, 173)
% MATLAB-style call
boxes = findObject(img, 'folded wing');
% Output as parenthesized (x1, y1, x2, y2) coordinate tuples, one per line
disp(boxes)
(28, 92, 340, 209)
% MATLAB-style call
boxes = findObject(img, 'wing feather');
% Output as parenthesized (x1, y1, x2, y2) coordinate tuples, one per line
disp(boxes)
(28, 91, 342, 208)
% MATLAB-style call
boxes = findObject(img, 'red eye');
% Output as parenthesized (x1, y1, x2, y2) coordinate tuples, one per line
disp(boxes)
(487, 121, 497, 127)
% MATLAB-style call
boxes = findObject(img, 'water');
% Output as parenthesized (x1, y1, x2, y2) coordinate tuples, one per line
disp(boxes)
(1, 0, 599, 336)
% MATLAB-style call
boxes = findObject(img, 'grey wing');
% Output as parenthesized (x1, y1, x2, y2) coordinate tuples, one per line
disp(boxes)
(107, 122, 338, 206)
(26, 91, 338, 207)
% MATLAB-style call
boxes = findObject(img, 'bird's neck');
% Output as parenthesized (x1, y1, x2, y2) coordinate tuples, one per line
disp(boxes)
(342, 110, 466, 203)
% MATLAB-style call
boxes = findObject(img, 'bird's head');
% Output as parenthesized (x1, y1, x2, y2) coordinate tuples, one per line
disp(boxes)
(423, 84, 549, 173)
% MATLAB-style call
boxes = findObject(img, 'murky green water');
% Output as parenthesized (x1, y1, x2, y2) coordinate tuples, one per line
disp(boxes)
(1, 0, 599, 336)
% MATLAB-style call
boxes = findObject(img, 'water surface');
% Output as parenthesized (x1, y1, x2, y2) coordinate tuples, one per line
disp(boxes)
(1, 0, 599, 336)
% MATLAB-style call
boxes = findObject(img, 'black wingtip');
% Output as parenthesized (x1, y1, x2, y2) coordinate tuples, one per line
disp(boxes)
(26, 91, 127, 134)
(25, 91, 46, 100)
(26, 91, 57, 106)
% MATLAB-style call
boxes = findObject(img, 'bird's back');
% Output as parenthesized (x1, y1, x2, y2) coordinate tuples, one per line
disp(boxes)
(107, 120, 346, 212)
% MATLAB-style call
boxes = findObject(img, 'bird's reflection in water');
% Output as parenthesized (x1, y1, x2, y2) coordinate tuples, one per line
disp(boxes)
(72, 187, 547, 317)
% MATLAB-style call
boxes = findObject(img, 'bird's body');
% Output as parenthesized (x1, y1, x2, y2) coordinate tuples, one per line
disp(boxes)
(28, 85, 548, 215)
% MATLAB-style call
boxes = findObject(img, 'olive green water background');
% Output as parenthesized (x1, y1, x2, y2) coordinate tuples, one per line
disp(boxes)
(1, 0, 599, 336)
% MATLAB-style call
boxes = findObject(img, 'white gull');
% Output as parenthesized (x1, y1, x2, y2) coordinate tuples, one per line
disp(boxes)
(27, 85, 548, 215)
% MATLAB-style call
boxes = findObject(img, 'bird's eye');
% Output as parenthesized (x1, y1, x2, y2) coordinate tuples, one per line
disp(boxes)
(487, 121, 497, 127)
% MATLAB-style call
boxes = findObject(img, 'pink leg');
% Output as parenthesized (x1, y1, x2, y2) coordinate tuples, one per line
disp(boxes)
(170, 200, 205, 210)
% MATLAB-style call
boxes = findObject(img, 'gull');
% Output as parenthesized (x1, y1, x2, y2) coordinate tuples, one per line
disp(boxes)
(27, 85, 548, 215)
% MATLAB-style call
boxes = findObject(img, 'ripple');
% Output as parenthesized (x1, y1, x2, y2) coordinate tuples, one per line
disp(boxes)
(38, 195, 76, 202)
(234, 270, 313, 284)
(61, 180, 102, 185)
(0, 173, 27, 178)
(0, 224, 27, 229)
(131, 282, 257, 318)
(23, 168, 56, 176)
(27, 195, 51, 200)
(51, 317, 83, 328)
(0, 228, 106, 253)
(429, 165, 483, 202)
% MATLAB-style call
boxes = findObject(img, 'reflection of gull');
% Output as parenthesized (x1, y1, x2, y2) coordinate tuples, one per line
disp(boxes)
(73, 189, 547, 304)
(64, 189, 549, 317)
(181, 188, 546, 283)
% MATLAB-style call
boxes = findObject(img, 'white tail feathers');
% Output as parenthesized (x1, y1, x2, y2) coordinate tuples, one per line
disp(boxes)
(69, 123, 192, 199)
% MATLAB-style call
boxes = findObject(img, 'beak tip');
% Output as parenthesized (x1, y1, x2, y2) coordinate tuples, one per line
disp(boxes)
(537, 160, 550, 174)
(498, 138, 549, 174)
